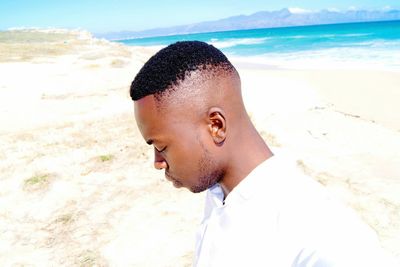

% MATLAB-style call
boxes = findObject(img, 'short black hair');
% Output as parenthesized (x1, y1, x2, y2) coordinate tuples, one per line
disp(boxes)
(130, 41, 235, 101)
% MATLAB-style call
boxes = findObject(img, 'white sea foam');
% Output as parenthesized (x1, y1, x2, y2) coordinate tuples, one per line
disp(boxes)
(283, 35, 307, 39)
(209, 37, 269, 49)
(342, 33, 372, 37)
(269, 33, 373, 42)
(230, 44, 400, 71)
(277, 33, 372, 40)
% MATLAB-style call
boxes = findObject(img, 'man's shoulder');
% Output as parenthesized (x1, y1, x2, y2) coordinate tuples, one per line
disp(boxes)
(236, 152, 328, 203)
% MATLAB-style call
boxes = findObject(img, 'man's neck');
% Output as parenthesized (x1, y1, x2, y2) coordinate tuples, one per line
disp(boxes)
(220, 125, 273, 197)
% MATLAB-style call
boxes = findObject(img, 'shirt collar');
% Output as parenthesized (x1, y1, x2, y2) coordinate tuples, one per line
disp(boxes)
(209, 154, 280, 206)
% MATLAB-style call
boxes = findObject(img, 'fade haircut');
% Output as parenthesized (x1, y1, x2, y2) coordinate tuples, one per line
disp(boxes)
(130, 41, 236, 101)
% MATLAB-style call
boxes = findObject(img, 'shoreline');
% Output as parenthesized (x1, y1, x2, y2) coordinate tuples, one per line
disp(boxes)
(115, 42, 400, 72)
(233, 64, 400, 132)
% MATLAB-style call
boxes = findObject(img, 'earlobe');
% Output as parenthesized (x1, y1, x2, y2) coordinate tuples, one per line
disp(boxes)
(208, 107, 227, 145)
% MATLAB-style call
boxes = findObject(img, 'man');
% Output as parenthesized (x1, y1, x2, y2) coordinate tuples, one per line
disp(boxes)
(130, 41, 392, 266)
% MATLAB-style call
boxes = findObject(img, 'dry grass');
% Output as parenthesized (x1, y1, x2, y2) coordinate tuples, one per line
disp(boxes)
(23, 173, 52, 191)
(296, 159, 400, 254)
(0, 43, 72, 61)
(0, 31, 76, 43)
(0, 29, 134, 64)
(0, 30, 201, 266)
(77, 249, 107, 267)
(110, 58, 128, 68)
(99, 154, 113, 162)
(260, 130, 281, 147)
(55, 213, 74, 225)
(85, 63, 101, 68)
(0, 30, 84, 62)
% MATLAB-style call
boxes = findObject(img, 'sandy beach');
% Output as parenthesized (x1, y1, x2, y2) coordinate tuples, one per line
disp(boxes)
(0, 30, 399, 266)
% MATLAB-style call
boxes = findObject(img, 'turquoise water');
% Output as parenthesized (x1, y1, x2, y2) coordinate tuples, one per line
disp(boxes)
(119, 20, 400, 69)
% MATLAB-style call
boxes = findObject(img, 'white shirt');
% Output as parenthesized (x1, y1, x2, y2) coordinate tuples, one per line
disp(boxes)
(194, 155, 393, 267)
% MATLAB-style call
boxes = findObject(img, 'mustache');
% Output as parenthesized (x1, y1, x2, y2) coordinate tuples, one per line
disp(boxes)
(165, 171, 183, 187)
(165, 171, 183, 184)
(165, 171, 176, 181)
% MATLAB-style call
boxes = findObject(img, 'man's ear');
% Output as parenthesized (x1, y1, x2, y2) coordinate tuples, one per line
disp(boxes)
(208, 107, 226, 145)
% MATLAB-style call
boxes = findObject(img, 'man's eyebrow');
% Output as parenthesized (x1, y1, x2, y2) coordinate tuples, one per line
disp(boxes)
(146, 139, 153, 145)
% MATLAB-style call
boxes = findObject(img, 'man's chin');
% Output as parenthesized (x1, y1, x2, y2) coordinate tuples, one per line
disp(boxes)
(165, 172, 181, 186)
(188, 184, 211, 194)
(172, 180, 183, 188)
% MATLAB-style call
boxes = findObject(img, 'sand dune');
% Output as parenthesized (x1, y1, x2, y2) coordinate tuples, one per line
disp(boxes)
(0, 30, 399, 266)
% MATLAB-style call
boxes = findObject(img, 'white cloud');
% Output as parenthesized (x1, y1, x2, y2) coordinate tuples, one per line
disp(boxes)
(326, 8, 341, 12)
(382, 6, 393, 11)
(348, 6, 359, 11)
(288, 7, 313, 14)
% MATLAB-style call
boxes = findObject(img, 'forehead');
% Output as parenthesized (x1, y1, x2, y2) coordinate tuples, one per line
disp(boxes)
(134, 95, 164, 141)
(134, 71, 216, 143)
(134, 94, 192, 145)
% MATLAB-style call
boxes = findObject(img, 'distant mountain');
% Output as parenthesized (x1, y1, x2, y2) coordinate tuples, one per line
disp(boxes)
(96, 8, 400, 40)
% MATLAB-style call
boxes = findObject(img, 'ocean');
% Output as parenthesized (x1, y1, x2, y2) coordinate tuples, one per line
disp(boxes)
(118, 20, 400, 70)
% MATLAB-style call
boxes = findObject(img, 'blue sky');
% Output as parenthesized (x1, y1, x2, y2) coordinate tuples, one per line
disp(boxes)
(1, 0, 399, 33)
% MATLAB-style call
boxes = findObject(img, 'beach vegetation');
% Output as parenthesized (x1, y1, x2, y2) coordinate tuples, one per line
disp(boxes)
(0, 31, 74, 43)
(77, 249, 107, 267)
(78, 250, 97, 266)
(260, 130, 281, 147)
(86, 63, 100, 68)
(24, 174, 49, 186)
(99, 154, 113, 162)
(55, 213, 74, 225)
(23, 173, 52, 191)
(79, 52, 104, 60)
(0, 30, 86, 62)
(110, 58, 127, 68)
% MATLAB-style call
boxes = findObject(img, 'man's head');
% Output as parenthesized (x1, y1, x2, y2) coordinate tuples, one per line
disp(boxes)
(131, 41, 250, 193)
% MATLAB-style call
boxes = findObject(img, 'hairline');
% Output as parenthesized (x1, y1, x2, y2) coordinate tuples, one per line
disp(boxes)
(151, 64, 238, 110)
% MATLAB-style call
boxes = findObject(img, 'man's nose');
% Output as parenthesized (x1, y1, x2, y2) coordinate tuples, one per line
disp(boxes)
(154, 148, 167, 170)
